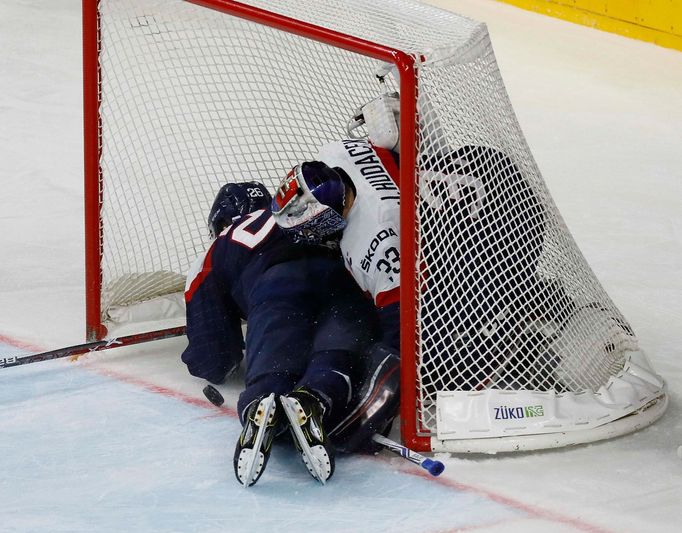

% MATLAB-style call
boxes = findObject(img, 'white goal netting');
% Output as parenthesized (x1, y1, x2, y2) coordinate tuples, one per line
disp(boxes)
(90, 0, 666, 450)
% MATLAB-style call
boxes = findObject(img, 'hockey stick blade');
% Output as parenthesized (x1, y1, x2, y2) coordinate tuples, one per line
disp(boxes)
(0, 327, 186, 370)
(372, 434, 445, 477)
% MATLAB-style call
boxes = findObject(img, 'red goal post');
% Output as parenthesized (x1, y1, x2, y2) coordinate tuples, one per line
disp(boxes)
(83, 0, 667, 453)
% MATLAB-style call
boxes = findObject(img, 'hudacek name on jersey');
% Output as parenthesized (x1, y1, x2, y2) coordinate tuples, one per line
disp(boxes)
(317, 139, 401, 305)
(340, 139, 400, 203)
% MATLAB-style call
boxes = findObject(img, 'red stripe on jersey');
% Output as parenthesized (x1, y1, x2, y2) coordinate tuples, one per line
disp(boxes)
(184, 246, 214, 303)
(375, 286, 400, 308)
(371, 144, 400, 187)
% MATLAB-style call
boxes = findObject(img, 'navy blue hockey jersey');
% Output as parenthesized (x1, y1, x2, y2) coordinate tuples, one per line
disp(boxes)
(181, 208, 345, 384)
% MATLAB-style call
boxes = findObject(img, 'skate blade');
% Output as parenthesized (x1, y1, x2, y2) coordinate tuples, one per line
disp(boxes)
(239, 393, 277, 488)
(301, 444, 333, 482)
(279, 395, 331, 484)
(236, 448, 265, 487)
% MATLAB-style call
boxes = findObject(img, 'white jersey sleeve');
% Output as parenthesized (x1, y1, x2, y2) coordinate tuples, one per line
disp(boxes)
(317, 140, 401, 308)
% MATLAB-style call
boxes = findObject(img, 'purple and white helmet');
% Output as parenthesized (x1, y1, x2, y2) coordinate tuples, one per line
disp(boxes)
(271, 161, 347, 244)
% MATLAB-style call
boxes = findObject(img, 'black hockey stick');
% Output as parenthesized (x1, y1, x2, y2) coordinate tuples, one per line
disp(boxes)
(202, 384, 444, 477)
(0, 326, 186, 370)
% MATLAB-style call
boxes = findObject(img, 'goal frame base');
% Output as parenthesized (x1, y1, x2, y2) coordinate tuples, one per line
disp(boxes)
(428, 393, 668, 453)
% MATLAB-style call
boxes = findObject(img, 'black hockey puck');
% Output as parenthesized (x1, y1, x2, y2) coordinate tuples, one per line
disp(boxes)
(203, 384, 225, 407)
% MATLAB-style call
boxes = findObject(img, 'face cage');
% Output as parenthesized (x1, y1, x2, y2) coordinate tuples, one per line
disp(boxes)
(282, 205, 347, 244)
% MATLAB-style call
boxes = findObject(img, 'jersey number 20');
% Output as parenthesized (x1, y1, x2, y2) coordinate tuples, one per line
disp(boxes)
(230, 209, 276, 249)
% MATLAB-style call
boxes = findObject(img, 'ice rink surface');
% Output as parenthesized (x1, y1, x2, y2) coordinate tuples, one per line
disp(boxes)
(1, 0, 681, 531)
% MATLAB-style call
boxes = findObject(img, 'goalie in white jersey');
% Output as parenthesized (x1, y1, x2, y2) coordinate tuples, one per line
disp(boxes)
(273, 83, 552, 396)
(271, 140, 402, 351)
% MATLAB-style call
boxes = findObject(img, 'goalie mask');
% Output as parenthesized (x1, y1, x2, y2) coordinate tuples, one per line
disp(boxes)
(271, 161, 347, 244)
(208, 181, 272, 239)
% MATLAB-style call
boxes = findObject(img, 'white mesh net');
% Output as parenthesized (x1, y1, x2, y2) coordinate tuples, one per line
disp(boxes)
(97, 0, 400, 312)
(92, 0, 665, 448)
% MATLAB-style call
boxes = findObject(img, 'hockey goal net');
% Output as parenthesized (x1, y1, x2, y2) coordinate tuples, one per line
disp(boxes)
(84, 0, 667, 452)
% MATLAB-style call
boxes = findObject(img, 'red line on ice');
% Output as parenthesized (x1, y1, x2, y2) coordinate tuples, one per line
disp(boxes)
(0, 333, 44, 353)
(89, 365, 239, 418)
(379, 456, 612, 533)
(7, 334, 610, 533)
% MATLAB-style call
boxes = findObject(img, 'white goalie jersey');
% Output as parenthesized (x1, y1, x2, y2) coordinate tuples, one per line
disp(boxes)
(317, 139, 401, 309)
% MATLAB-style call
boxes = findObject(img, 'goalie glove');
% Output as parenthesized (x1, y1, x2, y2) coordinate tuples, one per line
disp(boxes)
(346, 92, 401, 153)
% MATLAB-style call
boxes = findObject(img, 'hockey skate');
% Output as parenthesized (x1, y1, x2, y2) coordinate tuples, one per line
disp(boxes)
(280, 389, 335, 484)
(233, 393, 282, 487)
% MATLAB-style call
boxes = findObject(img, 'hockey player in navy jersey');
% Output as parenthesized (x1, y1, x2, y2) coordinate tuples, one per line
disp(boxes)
(182, 181, 384, 486)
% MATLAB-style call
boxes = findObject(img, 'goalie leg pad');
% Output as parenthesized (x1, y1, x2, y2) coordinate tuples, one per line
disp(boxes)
(330, 343, 400, 454)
